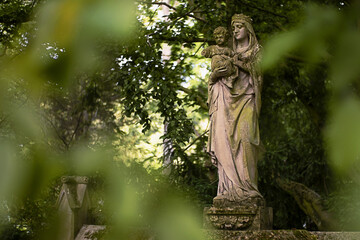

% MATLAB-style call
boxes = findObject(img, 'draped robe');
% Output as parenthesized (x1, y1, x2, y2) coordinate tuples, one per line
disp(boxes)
(207, 49, 263, 201)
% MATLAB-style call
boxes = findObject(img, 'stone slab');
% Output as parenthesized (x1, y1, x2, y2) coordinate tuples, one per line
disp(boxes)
(204, 230, 360, 240)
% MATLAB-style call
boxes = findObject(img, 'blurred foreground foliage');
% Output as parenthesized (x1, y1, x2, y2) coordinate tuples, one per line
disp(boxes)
(0, 0, 360, 239)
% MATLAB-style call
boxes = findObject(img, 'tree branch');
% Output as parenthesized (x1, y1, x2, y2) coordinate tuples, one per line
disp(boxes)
(42, 114, 69, 150)
(178, 85, 208, 111)
(153, 36, 212, 43)
(277, 178, 336, 230)
(69, 111, 83, 143)
(183, 129, 209, 152)
(142, 1, 177, 11)
(138, 1, 207, 23)
(240, 0, 289, 21)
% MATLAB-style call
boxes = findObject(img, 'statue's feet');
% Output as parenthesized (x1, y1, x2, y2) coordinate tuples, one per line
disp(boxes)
(213, 194, 226, 201)
(213, 190, 265, 207)
(213, 192, 235, 207)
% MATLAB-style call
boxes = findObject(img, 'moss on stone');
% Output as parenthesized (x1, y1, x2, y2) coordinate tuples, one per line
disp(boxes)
(292, 229, 318, 240)
(203, 229, 360, 240)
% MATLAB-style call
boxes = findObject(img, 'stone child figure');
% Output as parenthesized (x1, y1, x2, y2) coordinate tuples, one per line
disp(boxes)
(201, 27, 234, 85)
(206, 14, 263, 204)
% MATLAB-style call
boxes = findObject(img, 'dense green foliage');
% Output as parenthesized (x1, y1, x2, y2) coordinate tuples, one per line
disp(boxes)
(1, 0, 360, 238)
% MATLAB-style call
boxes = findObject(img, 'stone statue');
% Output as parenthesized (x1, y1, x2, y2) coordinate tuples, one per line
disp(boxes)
(203, 15, 272, 230)
(206, 14, 263, 204)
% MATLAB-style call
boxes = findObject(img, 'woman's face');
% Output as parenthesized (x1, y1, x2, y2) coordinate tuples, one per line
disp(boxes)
(232, 22, 247, 41)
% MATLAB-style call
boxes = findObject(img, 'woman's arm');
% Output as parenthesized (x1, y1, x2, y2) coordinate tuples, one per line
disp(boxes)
(209, 62, 233, 85)
(232, 54, 251, 73)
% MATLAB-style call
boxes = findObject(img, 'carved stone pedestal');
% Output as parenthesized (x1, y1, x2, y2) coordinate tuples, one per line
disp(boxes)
(203, 198, 273, 230)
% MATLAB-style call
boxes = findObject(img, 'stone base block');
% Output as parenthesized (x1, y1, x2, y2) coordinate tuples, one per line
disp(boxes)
(203, 205, 273, 230)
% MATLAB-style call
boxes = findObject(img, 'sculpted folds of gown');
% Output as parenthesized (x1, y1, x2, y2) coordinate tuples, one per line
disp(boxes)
(206, 14, 263, 203)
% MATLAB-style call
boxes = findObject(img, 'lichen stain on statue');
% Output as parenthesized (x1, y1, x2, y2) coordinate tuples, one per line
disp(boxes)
(202, 14, 271, 230)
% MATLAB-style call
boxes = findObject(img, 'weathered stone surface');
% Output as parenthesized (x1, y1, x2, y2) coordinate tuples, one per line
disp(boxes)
(277, 178, 337, 231)
(56, 176, 91, 240)
(204, 205, 272, 231)
(204, 13, 264, 203)
(213, 196, 265, 208)
(314, 231, 360, 240)
(75, 225, 106, 240)
(204, 230, 360, 240)
(204, 196, 272, 231)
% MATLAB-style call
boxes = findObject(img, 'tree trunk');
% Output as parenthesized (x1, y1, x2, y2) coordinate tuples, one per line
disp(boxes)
(276, 178, 337, 231)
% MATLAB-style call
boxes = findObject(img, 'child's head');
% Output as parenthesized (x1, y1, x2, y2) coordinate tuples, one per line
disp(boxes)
(213, 27, 228, 46)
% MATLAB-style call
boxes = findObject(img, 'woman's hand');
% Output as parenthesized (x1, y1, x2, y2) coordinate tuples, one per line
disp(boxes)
(210, 62, 233, 83)
(233, 59, 250, 73)
(233, 53, 251, 72)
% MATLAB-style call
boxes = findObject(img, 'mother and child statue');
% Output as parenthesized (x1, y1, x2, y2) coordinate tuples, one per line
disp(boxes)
(202, 13, 264, 207)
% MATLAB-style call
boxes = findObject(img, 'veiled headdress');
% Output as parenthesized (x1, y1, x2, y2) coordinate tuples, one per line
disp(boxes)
(231, 14, 259, 60)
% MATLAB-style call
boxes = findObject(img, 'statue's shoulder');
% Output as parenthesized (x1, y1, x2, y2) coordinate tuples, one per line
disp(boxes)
(250, 44, 262, 63)
(253, 44, 262, 57)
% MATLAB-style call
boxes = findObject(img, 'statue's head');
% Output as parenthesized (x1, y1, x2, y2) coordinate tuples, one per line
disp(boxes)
(231, 14, 258, 52)
(213, 26, 229, 46)
(231, 14, 253, 41)
(231, 14, 252, 27)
